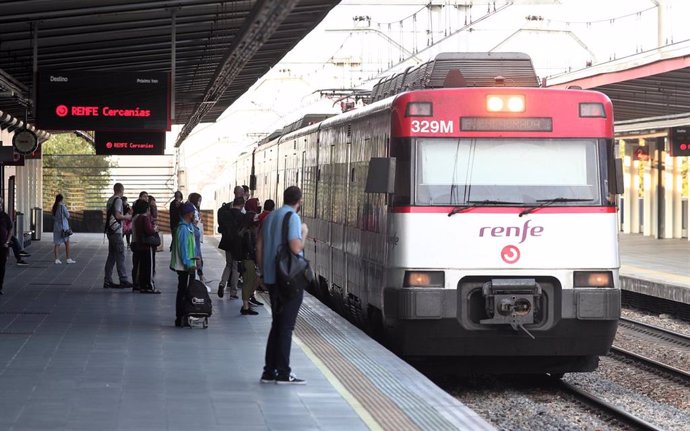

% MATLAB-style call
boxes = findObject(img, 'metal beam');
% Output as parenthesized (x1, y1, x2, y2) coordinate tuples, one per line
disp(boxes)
(175, 0, 301, 147)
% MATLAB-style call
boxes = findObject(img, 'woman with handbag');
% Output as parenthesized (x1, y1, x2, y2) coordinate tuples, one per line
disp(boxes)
(131, 199, 160, 294)
(51, 194, 76, 265)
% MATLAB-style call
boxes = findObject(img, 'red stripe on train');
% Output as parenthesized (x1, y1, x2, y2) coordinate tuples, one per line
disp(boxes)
(390, 206, 617, 214)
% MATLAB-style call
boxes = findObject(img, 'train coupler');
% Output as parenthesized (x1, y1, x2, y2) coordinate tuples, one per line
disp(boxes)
(480, 278, 542, 339)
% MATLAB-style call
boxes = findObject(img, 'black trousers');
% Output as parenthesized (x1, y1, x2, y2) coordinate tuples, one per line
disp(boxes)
(263, 284, 304, 378)
(176, 270, 193, 319)
(133, 248, 154, 290)
(0, 247, 8, 291)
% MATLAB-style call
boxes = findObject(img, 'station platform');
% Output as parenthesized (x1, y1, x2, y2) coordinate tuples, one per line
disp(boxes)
(619, 233, 690, 305)
(0, 233, 492, 431)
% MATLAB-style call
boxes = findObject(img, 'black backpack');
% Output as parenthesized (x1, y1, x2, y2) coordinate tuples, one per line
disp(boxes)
(183, 278, 213, 317)
(217, 203, 232, 234)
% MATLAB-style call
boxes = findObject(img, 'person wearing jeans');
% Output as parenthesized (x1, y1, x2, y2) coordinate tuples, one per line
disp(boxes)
(104, 183, 133, 289)
(256, 186, 308, 385)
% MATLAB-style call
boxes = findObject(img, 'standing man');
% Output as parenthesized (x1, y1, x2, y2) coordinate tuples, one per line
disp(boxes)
(170, 202, 198, 327)
(217, 197, 244, 299)
(104, 183, 133, 289)
(169, 191, 184, 239)
(257, 186, 308, 385)
(0, 197, 12, 295)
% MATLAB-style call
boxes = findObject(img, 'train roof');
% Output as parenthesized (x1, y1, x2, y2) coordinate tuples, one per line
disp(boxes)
(371, 52, 540, 102)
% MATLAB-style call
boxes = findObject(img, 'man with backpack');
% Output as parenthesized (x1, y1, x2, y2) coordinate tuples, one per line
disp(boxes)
(103, 183, 133, 289)
(256, 186, 308, 385)
(217, 197, 245, 299)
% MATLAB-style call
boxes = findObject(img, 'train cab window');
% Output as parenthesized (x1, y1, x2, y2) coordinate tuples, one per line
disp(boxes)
(415, 138, 602, 206)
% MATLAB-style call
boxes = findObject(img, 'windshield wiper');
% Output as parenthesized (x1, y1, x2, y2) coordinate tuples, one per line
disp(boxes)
(448, 200, 521, 217)
(518, 197, 592, 217)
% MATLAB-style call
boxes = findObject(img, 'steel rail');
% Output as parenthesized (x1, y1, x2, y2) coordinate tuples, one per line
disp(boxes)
(555, 378, 664, 431)
(618, 316, 690, 347)
(609, 346, 690, 382)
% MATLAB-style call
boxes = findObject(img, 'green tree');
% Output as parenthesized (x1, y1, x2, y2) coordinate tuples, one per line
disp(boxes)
(42, 133, 116, 210)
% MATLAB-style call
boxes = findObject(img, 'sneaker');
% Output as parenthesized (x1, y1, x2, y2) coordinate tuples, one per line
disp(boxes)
(248, 296, 264, 307)
(229, 293, 239, 300)
(240, 306, 258, 315)
(54, 259, 62, 264)
(275, 374, 306, 385)
(103, 281, 115, 289)
(18, 251, 30, 257)
(217, 284, 224, 298)
(16, 260, 29, 266)
(119, 281, 134, 289)
(260, 371, 277, 384)
(66, 258, 76, 264)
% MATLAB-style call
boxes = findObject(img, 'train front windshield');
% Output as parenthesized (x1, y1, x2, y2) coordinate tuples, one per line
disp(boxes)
(415, 138, 603, 206)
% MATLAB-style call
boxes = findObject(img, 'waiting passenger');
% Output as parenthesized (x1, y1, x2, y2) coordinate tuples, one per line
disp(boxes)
(238, 210, 263, 315)
(52, 194, 76, 264)
(121, 196, 133, 247)
(171, 202, 198, 327)
(187, 193, 205, 284)
(131, 199, 160, 294)
(0, 197, 13, 295)
(103, 183, 133, 289)
(257, 186, 308, 384)
(257, 199, 275, 229)
(169, 191, 184, 251)
(217, 197, 244, 299)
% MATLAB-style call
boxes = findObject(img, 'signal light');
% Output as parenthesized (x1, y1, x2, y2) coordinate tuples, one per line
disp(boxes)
(573, 271, 613, 288)
(486, 95, 525, 112)
(406, 102, 433, 117)
(403, 271, 444, 287)
(579, 103, 606, 118)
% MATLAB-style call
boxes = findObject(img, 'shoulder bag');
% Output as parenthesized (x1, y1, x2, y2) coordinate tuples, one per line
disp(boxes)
(275, 212, 312, 302)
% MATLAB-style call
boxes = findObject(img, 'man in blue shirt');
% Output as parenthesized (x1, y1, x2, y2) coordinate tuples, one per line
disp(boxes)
(256, 186, 308, 385)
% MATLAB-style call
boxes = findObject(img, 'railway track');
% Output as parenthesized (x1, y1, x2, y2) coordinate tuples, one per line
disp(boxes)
(554, 377, 665, 431)
(618, 316, 690, 348)
(613, 316, 690, 382)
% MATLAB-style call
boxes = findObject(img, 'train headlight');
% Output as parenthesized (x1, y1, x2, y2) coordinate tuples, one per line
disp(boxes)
(573, 271, 613, 288)
(403, 271, 444, 287)
(486, 95, 525, 112)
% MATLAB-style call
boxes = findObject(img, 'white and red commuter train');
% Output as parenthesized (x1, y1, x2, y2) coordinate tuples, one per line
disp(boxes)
(217, 53, 623, 373)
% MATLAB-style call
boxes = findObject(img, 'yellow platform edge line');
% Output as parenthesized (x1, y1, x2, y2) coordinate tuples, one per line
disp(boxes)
(293, 335, 384, 431)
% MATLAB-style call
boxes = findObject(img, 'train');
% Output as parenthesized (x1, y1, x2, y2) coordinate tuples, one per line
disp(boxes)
(216, 53, 623, 374)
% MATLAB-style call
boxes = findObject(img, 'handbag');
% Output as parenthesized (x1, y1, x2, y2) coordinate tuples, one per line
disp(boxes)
(275, 212, 312, 302)
(61, 228, 73, 238)
(142, 232, 161, 247)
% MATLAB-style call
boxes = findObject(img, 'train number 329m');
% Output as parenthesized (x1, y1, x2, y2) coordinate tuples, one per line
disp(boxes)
(410, 119, 453, 134)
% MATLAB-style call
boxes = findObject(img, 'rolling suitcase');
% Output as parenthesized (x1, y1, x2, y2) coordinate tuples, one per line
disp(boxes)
(183, 277, 213, 328)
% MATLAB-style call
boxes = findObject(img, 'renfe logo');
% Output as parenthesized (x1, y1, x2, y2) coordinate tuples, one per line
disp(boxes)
(501, 245, 521, 264)
(479, 219, 544, 244)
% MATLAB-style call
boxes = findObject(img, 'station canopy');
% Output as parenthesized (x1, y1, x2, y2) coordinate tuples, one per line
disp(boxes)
(546, 41, 690, 130)
(0, 0, 340, 145)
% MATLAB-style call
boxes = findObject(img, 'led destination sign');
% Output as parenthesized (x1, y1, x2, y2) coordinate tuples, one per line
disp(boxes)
(37, 71, 170, 131)
(95, 131, 166, 156)
(461, 117, 552, 132)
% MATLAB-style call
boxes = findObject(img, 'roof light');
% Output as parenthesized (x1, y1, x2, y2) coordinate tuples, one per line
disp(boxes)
(487, 95, 525, 112)
(579, 103, 606, 118)
(487, 96, 504, 112)
(507, 96, 525, 112)
(406, 102, 433, 117)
